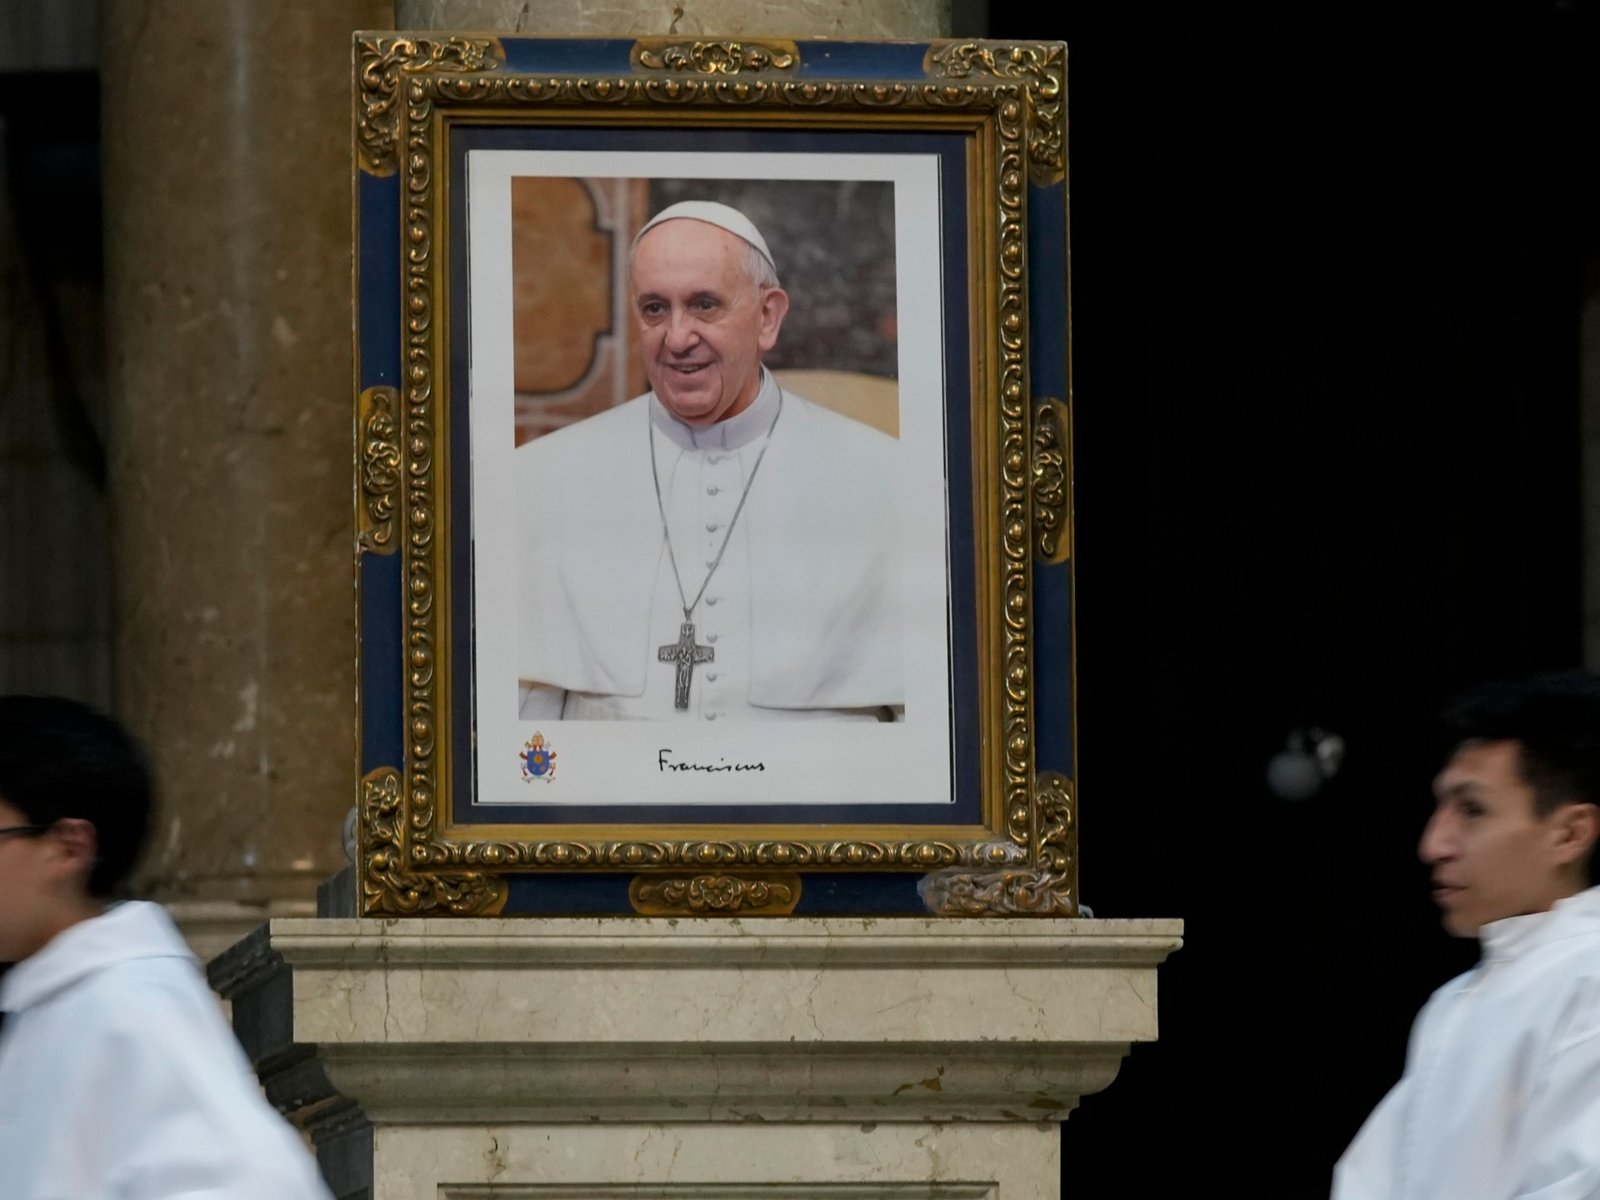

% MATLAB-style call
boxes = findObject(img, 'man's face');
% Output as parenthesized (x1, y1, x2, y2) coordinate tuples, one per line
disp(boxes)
(0, 798, 56, 963)
(1419, 739, 1588, 937)
(631, 219, 789, 427)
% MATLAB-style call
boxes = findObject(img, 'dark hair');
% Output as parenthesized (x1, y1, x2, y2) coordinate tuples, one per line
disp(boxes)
(0, 695, 153, 898)
(1439, 671, 1600, 816)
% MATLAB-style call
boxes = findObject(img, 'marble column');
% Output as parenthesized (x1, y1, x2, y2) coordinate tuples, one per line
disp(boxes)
(102, 0, 392, 960)
(394, 0, 950, 40)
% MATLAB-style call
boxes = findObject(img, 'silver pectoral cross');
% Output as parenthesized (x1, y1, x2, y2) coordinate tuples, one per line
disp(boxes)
(658, 620, 714, 710)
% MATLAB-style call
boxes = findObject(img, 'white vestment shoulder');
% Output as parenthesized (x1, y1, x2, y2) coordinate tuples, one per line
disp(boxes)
(515, 390, 902, 709)
(0, 901, 333, 1199)
(1332, 886, 1600, 1200)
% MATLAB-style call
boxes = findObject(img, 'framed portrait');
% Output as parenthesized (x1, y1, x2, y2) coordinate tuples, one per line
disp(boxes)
(353, 34, 1076, 917)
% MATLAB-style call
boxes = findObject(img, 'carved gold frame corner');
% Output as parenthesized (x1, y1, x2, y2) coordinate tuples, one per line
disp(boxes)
(918, 771, 1076, 915)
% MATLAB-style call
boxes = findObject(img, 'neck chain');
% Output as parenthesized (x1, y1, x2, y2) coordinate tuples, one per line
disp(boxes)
(649, 385, 785, 709)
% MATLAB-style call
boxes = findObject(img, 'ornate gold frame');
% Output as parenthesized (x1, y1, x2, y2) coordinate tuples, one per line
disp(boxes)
(353, 34, 1074, 918)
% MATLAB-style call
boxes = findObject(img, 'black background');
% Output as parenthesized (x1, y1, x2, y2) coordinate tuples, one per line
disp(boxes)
(984, 3, 1598, 1195)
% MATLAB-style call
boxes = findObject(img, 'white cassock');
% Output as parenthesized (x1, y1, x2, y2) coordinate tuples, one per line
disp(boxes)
(1333, 886, 1600, 1200)
(515, 370, 902, 722)
(0, 901, 333, 1199)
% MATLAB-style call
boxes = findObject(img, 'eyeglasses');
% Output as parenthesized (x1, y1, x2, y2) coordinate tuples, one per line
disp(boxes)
(0, 825, 49, 840)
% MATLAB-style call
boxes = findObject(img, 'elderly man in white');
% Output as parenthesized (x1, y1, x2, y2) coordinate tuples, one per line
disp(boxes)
(516, 201, 902, 722)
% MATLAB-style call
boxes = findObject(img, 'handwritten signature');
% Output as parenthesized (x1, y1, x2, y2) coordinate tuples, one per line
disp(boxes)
(658, 749, 767, 773)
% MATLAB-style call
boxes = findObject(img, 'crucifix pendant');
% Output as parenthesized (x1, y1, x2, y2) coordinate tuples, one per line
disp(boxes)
(657, 620, 714, 710)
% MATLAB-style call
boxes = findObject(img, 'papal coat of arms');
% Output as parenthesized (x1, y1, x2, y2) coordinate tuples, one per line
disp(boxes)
(520, 732, 557, 782)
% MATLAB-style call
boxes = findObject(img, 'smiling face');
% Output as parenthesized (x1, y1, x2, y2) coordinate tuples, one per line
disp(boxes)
(630, 218, 789, 427)
(1419, 740, 1597, 937)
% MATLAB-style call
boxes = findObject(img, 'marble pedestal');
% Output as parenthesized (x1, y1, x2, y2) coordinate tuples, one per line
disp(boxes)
(213, 917, 1181, 1199)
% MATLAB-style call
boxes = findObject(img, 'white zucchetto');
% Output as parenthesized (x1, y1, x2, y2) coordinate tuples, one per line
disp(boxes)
(631, 200, 777, 273)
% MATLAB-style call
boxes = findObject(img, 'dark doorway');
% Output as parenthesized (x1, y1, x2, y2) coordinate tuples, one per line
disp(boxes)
(985, 6, 1597, 1195)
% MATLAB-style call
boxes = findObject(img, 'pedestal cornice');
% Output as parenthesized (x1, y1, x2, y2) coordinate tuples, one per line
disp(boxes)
(214, 916, 1181, 1126)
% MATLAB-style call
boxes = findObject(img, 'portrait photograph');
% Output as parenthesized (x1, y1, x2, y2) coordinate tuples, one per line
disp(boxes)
(463, 148, 956, 810)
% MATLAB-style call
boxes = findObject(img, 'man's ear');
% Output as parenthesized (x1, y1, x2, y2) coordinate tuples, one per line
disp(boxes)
(48, 818, 99, 885)
(1551, 802, 1600, 868)
(757, 287, 789, 352)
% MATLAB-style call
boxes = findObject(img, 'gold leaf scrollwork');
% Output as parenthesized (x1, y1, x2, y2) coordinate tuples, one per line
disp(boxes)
(632, 39, 800, 74)
(1032, 396, 1071, 564)
(410, 839, 975, 871)
(945, 44, 1044, 860)
(925, 40, 1065, 185)
(917, 867, 1074, 916)
(628, 873, 802, 915)
(1035, 769, 1077, 882)
(357, 386, 400, 553)
(355, 35, 504, 176)
(917, 771, 1077, 916)
(360, 767, 507, 916)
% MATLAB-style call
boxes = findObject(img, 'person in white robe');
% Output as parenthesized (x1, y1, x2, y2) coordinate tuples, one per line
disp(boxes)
(1332, 672, 1600, 1200)
(0, 695, 333, 1200)
(516, 201, 901, 722)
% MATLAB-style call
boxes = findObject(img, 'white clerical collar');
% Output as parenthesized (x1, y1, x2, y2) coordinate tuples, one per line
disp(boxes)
(1478, 884, 1600, 964)
(649, 368, 779, 452)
